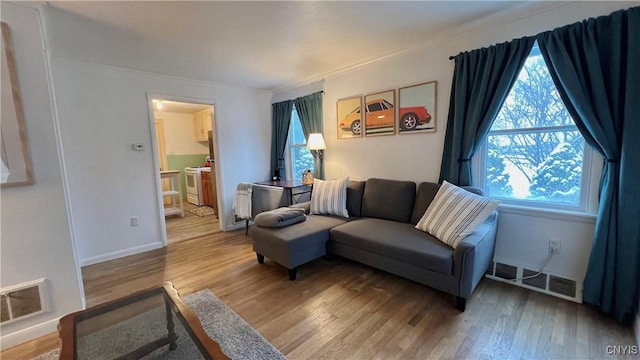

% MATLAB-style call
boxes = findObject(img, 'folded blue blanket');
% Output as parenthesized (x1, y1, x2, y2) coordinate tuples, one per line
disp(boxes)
(254, 207, 306, 228)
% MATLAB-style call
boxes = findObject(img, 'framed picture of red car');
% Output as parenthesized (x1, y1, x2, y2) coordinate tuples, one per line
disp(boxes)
(336, 96, 364, 139)
(397, 81, 437, 134)
(364, 89, 396, 137)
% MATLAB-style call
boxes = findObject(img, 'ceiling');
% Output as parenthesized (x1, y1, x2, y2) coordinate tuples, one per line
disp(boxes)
(46, 1, 544, 92)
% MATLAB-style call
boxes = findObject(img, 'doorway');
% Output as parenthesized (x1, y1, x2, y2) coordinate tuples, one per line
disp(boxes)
(149, 97, 222, 244)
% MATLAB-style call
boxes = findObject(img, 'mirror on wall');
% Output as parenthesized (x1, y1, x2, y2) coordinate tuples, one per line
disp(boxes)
(1, 22, 33, 187)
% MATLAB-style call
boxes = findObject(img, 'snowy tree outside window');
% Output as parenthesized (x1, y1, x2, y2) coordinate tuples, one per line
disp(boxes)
(481, 44, 586, 207)
(286, 105, 314, 180)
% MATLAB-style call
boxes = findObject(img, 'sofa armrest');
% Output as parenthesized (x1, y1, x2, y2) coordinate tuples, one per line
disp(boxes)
(289, 201, 311, 214)
(453, 211, 498, 298)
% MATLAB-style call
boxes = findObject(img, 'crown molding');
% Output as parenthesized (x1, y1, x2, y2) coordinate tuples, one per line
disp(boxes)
(271, 1, 610, 95)
(51, 57, 272, 95)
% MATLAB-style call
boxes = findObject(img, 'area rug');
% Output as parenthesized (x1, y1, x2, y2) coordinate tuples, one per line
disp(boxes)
(187, 206, 216, 217)
(30, 289, 285, 360)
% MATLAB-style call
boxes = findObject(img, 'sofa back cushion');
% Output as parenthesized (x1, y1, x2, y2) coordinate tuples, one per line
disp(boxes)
(361, 178, 416, 223)
(347, 180, 366, 218)
(411, 182, 441, 225)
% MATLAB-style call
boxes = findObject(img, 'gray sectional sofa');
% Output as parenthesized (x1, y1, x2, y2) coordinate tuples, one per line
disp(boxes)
(249, 178, 498, 310)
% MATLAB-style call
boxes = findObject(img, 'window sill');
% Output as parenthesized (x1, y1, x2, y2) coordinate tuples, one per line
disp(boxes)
(497, 203, 597, 224)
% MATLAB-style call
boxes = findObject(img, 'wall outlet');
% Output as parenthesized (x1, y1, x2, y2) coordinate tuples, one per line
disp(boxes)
(130, 217, 140, 227)
(549, 239, 561, 254)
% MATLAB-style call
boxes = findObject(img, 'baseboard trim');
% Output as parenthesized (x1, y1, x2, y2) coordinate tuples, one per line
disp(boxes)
(0, 317, 59, 349)
(79, 242, 164, 267)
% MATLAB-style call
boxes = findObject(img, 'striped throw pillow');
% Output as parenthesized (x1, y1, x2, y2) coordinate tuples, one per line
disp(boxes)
(310, 177, 349, 218)
(416, 181, 499, 248)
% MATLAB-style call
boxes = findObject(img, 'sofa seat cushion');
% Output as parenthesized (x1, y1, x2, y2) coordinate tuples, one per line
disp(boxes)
(251, 214, 348, 253)
(329, 218, 454, 275)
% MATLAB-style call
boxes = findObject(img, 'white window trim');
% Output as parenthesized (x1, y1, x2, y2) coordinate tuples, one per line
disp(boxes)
(284, 135, 293, 180)
(496, 203, 597, 224)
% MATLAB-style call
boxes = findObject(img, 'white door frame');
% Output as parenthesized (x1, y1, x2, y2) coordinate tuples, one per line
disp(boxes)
(145, 93, 223, 246)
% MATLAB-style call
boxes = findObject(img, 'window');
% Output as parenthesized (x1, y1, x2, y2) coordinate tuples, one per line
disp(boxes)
(367, 102, 384, 112)
(477, 44, 592, 210)
(285, 106, 314, 180)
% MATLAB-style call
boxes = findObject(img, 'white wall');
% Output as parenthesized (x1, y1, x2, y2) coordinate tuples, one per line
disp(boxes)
(274, 1, 635, 295)
(154, 111, 209, 155)
(0, 3, 84, 348)
(50, 58, 271, 265)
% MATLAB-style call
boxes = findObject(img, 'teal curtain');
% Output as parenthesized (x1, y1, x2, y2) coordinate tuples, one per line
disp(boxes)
(294, 91, 324, 179)
(271, 100, 293, 180)
(439, 37, 535, 185)
(537, 6, 640, 325)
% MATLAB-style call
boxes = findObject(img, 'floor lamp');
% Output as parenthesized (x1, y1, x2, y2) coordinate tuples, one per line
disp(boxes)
(307, 133, 326, 179)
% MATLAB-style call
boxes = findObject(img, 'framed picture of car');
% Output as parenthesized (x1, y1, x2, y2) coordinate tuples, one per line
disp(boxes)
(336, 96, 363, 139)
(364, 89, 396, 137)
(398, 81, 437, 134)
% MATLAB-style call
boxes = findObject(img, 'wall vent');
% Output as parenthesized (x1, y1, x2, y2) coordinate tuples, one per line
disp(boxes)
(522, 269, 547, 290)
(486, 262, 581, 303)
(485, 262, 495, 276)
(494, 263, 517, 280)
(1, 279, 49, 324)
(549, 275, 577, 298)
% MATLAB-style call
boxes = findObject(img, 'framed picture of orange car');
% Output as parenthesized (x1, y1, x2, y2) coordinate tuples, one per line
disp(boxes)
(363, 89, 396, 137)
(398, 81, 437, 134)
(337, 96, 363, 139)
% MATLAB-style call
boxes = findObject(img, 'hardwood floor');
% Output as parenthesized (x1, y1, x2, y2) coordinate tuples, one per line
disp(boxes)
(2, 229, 637, 359)
(165, 202, 220, 244)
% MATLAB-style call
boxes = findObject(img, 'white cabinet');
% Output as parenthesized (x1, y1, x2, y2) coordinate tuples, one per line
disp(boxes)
(161, 170, 184, 217)
(194, 108, 212, 142)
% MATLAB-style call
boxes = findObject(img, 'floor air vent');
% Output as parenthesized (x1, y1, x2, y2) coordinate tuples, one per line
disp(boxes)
(486, 262, 580, 303)
(494, 263, 517, 280)
(549, 275, 577, 298)
(522, 269, 547, 290)
(1, 279, 49, 324)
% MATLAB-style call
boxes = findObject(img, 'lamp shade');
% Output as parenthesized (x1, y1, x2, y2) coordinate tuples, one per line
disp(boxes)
(307, 133, 326, 150)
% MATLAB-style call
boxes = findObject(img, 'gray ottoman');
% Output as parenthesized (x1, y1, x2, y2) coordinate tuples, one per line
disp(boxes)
(250, 215, 347, 280)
